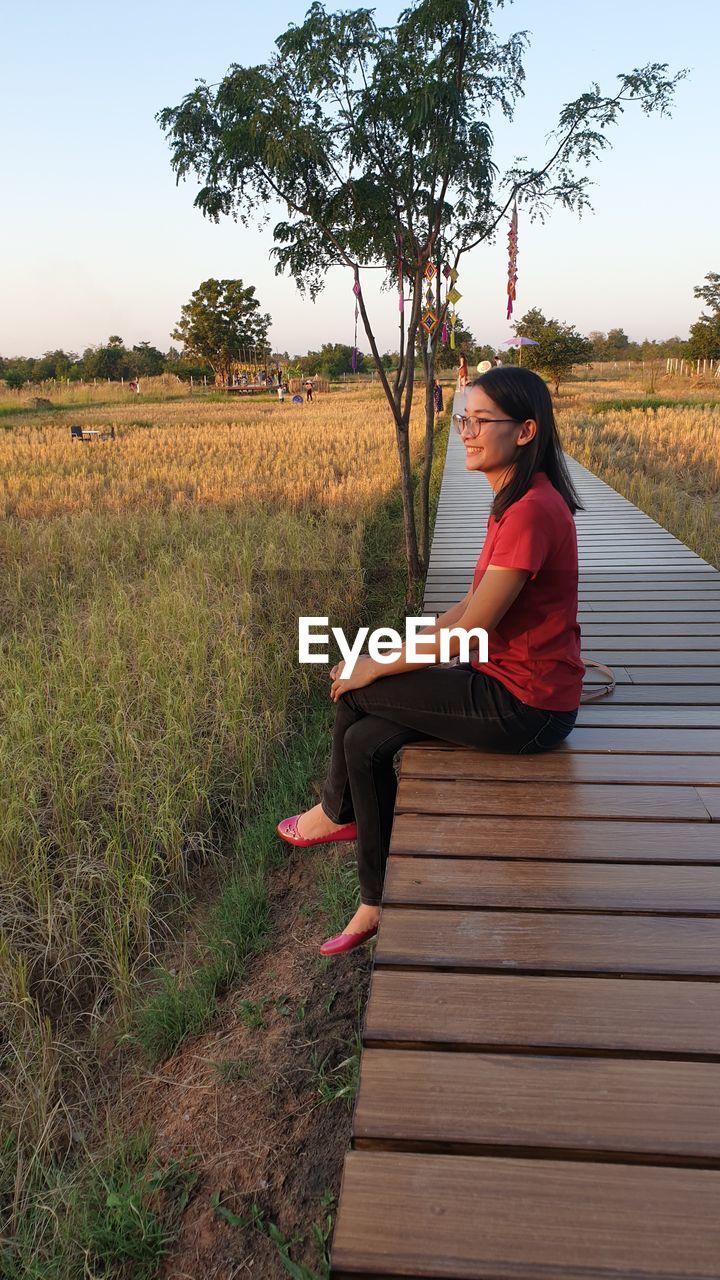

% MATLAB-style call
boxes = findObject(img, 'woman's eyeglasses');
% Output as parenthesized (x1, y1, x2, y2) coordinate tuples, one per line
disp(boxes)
(452, 414, 520, 438)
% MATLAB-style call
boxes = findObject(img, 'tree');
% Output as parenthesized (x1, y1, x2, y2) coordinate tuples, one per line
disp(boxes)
(158, 0, 684, 594)
(693, 271, 720, 315)
(605, 327, 631, 358)
(81, 339, 132, 381)
(130, 342, 166, 377)
(35, 349, 79, 381)
(687, 271, 720, 360)
(172, 278, 271, 387)
(302, 342, 366, 378)
(514, 308, 592, 394)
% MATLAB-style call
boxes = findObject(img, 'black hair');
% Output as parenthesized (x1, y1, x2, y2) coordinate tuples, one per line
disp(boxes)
(471, 366, 584, 519)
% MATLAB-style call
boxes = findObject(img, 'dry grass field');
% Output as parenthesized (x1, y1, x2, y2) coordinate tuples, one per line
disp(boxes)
(557, 377, 720, 567)
(1, 369, 718, 1275)
(0, 383, 428, 1263)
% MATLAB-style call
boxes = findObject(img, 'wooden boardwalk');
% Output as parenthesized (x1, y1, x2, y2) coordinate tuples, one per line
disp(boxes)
(330, 425, 720, 1278)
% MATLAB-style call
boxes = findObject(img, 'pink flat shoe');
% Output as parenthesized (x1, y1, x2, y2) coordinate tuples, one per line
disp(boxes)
(319, 925, 378, 957)
(276, 814, 357, 848)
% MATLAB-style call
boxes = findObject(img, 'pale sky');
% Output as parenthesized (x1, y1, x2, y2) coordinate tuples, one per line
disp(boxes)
(1, 0, 716, 359)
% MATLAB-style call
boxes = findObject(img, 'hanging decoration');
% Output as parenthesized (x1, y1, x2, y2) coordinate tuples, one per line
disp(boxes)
(420, 259, 439, 339)
(445, 260, 462, 351)
(420, 309, 439, 336)
(351, 267, 360, 371)
(506, 201, 519, 320)
(439, 262, 453, 345)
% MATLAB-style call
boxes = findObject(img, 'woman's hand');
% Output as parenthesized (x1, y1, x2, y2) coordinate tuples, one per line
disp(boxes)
(329, 654, 379, 702)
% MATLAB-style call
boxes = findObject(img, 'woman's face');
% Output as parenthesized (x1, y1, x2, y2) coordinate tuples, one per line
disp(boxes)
(460, 384, 537, 488)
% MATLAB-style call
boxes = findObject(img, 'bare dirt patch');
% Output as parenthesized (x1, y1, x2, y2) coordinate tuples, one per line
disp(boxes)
(116, 844, 372, 1279)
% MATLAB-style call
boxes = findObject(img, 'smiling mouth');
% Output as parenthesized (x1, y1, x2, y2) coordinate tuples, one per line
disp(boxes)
(466, 446, 482, 454)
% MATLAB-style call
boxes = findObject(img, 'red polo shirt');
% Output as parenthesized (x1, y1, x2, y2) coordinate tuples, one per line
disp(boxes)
(470, 472, 584, 710)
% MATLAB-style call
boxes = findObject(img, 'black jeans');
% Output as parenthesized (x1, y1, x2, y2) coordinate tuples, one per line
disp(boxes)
(319, 662, 577, 907)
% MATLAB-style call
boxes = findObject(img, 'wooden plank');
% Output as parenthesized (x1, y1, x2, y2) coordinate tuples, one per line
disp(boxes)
(576, 686, 720, 705)
(395, 777, 711, 821)
(389, 813, 720, 862)
(383, 858, 720, 913)
(353, 1050, 720, 1162)
(583, 650, 720, 666)
(698, 788, 720, 820)
(624, 667, 720, 683)
(582, 636, 720, 649)
(562, 727, 720, 753)
(408, 724, 720, 746)
(577, 612, 720, 624)
(580, 624, 720, 635)
(374, 907, 720, 976)
(332, 1151, 720, 1279)
(396, 748, 720, 785)
(576, 705, 720, 725)
(364, 970, 720, 1054)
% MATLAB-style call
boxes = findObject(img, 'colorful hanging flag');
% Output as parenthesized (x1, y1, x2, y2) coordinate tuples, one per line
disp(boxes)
(447, 287, 462, 306)
(506, 202, 518, 320)
(424, 262, 437, 282)
(442, 263, 452, 280)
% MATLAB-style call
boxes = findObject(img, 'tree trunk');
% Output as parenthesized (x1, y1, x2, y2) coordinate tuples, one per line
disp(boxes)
(355, 269, 425, 602)
(418, 338, 438, 573)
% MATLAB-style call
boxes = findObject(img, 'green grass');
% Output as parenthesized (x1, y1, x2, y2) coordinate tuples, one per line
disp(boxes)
(313, 1031, 362, 1107)
(132, 407, 451, 1064)
(0, 401, 452, 1274)
(592, 396, 720, 413)
(0, 1129, 198, 1280)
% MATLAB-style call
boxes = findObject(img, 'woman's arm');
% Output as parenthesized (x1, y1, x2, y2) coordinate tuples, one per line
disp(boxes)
(329, 568, 529, 698)
(415, 588, 474, 637)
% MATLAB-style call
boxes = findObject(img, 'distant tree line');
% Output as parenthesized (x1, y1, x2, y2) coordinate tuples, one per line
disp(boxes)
(0, 337, 213, 390)
(4, 271, 718, 391)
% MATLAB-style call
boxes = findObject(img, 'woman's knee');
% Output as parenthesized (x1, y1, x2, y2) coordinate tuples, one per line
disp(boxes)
(342, 716, 404, 768)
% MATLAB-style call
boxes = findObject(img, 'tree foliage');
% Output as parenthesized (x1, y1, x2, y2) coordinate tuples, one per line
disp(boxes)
(514, 307, 592, 393)
(172, 278, 271, 386)
(158, 0, 684, 589)
(301, 343, 366, 377)
(688, 271, 720, 360)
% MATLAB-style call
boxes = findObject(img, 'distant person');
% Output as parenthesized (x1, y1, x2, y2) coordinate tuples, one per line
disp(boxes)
(456, 353, 469, 390)
(278, 383, 286, 403)
(433, 379, 444, 416)
(494, 356, 503, 366)
(305, 379, 314, 403)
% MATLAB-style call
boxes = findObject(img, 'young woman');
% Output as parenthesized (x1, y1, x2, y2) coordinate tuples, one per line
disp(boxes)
(278, 367, 585, 957)
(457, 352, 470, 389)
